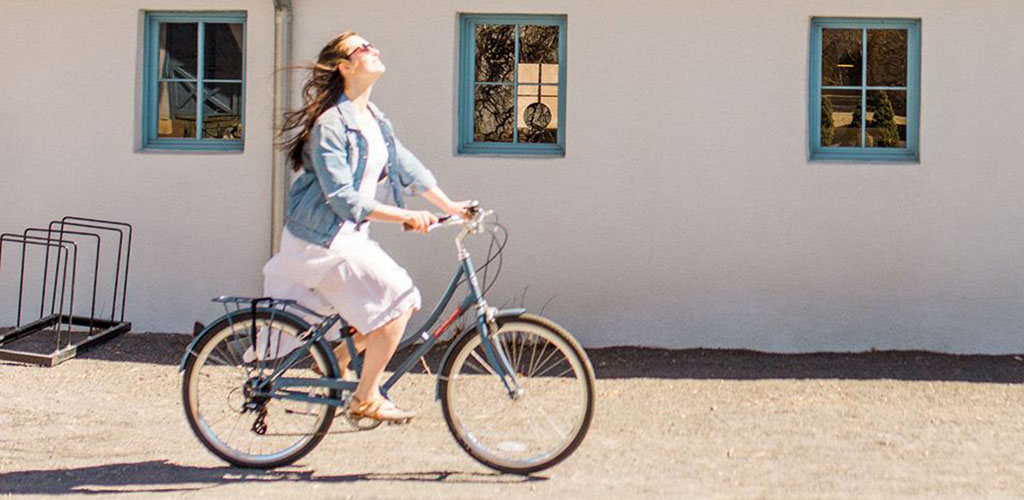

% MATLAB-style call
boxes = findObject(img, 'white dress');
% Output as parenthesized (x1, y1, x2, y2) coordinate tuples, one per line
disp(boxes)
(261, 110, 422, 337)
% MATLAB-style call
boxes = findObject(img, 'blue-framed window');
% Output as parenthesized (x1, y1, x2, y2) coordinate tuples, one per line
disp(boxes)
(142, 12, 246, 151)
(809, 18, 920, 161)
(458, 14, 567, 156)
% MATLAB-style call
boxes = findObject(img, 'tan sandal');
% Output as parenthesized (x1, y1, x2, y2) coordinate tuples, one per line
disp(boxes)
(348, 395, 416, 422)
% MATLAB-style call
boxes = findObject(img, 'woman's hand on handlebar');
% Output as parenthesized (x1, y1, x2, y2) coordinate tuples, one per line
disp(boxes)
(422, 187, 477, 218)
(402, 209, 438, 234)
(442, 200, 477, 217)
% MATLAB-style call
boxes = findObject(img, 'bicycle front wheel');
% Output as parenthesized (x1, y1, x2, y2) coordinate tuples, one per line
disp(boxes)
(439, 314, 595, 474)
(181, 310, 339, 468)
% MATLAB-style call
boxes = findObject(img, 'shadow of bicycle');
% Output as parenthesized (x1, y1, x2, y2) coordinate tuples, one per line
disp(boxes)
(0, 460, 545, 495)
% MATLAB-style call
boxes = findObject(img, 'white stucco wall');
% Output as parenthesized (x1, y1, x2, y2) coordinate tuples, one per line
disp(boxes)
(3, 1, 1024, 353)
(291, 0, 1024, 353)
(0, 1, 276, 333)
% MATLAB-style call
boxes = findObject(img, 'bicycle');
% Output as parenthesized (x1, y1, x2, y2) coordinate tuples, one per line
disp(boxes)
(179, 206, 595, 474)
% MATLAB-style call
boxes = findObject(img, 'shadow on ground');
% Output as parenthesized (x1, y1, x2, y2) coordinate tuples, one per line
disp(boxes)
(5, 332, 1023, 383)
(0, 460, 541, 495)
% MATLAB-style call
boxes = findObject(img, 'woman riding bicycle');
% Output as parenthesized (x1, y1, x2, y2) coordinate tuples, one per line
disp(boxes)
(266, 31, 472, 422)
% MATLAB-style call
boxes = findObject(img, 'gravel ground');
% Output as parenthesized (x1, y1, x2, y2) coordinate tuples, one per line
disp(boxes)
(1, 333, 1024, 499)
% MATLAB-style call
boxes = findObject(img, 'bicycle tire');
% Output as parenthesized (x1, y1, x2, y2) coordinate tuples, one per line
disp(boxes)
(439, 313, 595, 475)
(181, 309, 340, 468)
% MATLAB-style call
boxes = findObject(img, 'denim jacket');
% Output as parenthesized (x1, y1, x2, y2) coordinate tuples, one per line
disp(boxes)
(285, 95, 438, 247)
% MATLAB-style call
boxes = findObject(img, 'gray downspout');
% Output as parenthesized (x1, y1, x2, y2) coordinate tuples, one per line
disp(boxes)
(271, 0, 292, 254)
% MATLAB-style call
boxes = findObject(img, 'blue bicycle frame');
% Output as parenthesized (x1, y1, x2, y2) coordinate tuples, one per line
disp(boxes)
(182, 246, 524, 409)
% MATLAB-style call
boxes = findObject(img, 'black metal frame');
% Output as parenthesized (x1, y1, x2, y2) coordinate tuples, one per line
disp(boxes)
(0, 217, 133, 367)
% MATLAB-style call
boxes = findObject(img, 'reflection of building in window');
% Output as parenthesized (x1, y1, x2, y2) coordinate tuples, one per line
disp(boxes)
(460, 15, 566, 155)
(815, 18, 921, 159)
(811, 18, 919, 160)
(144, 13, 246, 150)
(517, 62, 559, 143)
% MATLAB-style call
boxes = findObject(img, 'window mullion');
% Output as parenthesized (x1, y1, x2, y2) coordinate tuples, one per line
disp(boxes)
(512, 24, 520, 144)
(860, 28, 867, 149)
(196, 21, 205, 140)
(465, 21, 475, 147)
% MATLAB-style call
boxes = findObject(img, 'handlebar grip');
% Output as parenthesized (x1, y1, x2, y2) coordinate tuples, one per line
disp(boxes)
(403, 215, 451, 232)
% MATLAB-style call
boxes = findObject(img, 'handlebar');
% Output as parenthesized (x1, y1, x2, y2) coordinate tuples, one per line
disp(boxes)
(402, 202, 491, 233)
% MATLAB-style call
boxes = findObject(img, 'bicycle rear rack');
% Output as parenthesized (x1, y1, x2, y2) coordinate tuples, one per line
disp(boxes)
(0, 216, 133, 367)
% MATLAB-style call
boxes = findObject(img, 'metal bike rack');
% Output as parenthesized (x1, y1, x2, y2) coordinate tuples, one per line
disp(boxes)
(0, 216, 132, 367)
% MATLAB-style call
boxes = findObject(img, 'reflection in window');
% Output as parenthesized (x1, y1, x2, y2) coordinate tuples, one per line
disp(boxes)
(812, 19, 918, 159)
(821, 29, 861, 86)
(461, 15, 565, 154)
(475, 25, 514, 83)
(866, 90, 906, 148)
(474, 85, 513, 142)
(821, 90, 861, 147)
(145, 13, 246, 149)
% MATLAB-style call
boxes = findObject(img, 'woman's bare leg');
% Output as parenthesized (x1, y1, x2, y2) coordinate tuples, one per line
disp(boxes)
(332, 334, 367, 376)
(352, 309, 412, 404)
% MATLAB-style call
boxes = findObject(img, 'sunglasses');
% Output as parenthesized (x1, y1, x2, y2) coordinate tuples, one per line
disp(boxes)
(344, 42, 377, 59)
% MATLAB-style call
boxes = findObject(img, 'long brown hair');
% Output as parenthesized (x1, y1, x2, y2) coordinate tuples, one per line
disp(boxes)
(279, 31, 357, 171)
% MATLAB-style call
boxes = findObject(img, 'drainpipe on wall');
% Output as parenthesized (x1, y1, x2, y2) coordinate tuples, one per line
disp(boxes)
(271, 0, 293, 254)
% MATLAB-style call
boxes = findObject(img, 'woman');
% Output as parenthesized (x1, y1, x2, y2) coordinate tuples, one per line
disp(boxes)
(265, 32, 471, 422)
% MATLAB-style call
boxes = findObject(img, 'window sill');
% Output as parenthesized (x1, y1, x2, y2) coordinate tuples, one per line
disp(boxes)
(458, 142, 564, 157)
(141, 139, 244, 153)
(810, 148, 918, 163)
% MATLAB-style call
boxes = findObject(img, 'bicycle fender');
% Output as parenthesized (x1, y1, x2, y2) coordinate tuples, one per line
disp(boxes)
(434, 308, 526, 400)
(178, 308, 312, 372)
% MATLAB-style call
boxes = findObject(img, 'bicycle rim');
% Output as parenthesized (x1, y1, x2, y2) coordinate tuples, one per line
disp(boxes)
(183, 315, 336, 468)
(442, 318, 594, 473)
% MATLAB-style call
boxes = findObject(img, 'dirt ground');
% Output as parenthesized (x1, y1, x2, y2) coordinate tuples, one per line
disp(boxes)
(2, 333, 1024, 499)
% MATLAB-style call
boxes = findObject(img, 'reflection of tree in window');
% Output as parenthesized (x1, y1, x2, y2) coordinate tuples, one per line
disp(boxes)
(821, 96, 835, 146)
(472, 23, 559, 144)
(819, 26, 908, 149)
(474, 85, 513, 142)
(869, 91, 900, 147)
(475, 25, 514, 82)
(473, 25, 514, 142)
(822, 29, 861, 86)
(867, 30, 907, 87)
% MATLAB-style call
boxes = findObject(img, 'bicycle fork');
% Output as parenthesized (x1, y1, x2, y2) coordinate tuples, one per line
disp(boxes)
(461, 253, 522, 399)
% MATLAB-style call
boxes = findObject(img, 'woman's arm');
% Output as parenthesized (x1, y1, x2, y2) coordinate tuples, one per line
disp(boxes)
(365, 204, 437, 233)
(365, 186, 472, 233)
(422, 187, 474, 216)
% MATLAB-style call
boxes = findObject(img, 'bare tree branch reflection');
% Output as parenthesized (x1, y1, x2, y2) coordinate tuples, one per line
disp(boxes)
(475, 25, 514, 83)
(474, 85, 513, 142)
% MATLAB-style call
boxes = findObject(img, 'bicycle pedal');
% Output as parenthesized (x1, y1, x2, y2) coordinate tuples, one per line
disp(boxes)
(387, 417, 413, 426)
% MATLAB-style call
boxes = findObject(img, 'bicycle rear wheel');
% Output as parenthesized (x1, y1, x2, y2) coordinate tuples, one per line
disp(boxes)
(181, 310, 340, 468)
(439, 314, 595, 474)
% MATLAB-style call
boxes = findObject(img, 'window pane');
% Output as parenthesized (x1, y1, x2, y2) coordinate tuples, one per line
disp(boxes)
(474, 85, 513, 142)
(821, 89, 861, 147)
(867, 29, 907, 87)
(205, 23, 244, 80)
(520, 25, 558, 64)
(518, 62, 559, 84)
(159, 23, 198, 79)
(866, 90, 906, 148)
(202, 83, 242, 139)
(475, 24, 514, 83)
(519, 25, 559, 86)
(517, 85, 558, 144)
(157, 81, 197, 138)
(822, 28, 861, 86)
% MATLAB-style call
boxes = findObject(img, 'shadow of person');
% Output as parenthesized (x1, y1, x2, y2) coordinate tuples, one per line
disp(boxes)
(0, 460, 546, 495)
